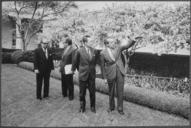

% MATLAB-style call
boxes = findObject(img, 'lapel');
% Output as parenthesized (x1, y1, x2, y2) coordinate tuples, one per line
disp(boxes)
(105, 48, 115, 62)
(114, 47, 121, 61)
(61, 47, 66, 59)
(40, 48, 47, 60)
(87, 46, 93, 60)
(82, 46, 91, 61)
(66, 46, 73, 55)
(62, 46, 72, 59)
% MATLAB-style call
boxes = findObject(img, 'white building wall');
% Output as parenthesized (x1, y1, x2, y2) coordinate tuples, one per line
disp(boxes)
(2, 16, 40, 50)
(2, 16, 14, 49)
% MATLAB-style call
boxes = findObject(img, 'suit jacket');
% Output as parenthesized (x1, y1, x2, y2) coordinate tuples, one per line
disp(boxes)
(34, 47, 54, 73)
(60, 45, 76, 74)
(72, 46, 99, 81)
(100, 39, 135, 80)
(100, 47, 126, 81)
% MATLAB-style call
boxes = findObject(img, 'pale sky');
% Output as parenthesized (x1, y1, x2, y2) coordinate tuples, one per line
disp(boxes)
(75, 1, 189, 11)
(2, 1, 189, 12)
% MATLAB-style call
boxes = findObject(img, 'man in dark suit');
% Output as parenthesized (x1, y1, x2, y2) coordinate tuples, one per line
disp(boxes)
(72, 36, 99, 113)
(60, 38, 76, 100)
(34, 38, 54, 100)
(100, 37, 136, 115)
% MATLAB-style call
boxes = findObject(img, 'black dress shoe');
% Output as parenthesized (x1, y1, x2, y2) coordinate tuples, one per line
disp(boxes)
(91, 107, 96, 113)
(63, 95, 67, 98)
(43, 96, 49, 99)
(118, 110, 125, 115)
(79, 108, 85, 113)
(107, 108, 114, 113)
(37, 97, 42, 100)
(69, 97, 74, 101)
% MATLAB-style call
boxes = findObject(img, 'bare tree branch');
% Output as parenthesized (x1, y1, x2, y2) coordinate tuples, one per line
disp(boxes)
(14, 1, 19, 15)
(41, 7, 45, 19)
(24, 2, 38, 43)
(25, 6, 45, 47)
(30, 2, 38, 20)
(25, 6, 46, 48)
(42, 2, 71, 18)
(18, 5, 31, 14)
(15, 1, 77, 50)
(26, 22, 43, 47)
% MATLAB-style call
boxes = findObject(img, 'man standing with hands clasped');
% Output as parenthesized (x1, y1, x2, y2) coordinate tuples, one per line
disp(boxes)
(60, 38, 76, 100)
(100, 36, 136, 115)
(34, 38, 54, 100)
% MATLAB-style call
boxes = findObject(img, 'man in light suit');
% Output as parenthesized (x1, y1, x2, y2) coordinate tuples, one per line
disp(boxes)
(34, 38, 54, 100)
(60, 38, 76, 100)
(72, 36, 99, 113)
(100, 37, 136, 115)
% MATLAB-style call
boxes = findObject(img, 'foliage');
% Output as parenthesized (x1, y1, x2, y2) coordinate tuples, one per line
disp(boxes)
(2, 48, 21, 63)
(11, 50, 24, 63)
(43, 2, 190, 54)
(18, 62, 190, 119)
(2, 52, 14, 63)
(2, 48, 20, 52)
(125, 76, 189, 98)
(2, 47, 65, 64)
(3, 1, 77, 50)
(21, 50, 35, 62)
(128, 52, 189, 78)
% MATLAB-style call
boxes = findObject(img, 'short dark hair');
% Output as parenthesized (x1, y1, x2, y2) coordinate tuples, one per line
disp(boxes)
(64, 34, 69, 38)
(82, 36, 88, 43)
(65, 38, 72, 45)
(104, 39, 109, 45)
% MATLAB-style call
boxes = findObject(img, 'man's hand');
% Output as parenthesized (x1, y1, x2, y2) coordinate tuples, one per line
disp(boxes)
(54, 60, 61, 68)
(135, 36, 143, 40)
(71, 70, 75, 75)
(104, 79, 108, 85)
(34, 69, 39, 74)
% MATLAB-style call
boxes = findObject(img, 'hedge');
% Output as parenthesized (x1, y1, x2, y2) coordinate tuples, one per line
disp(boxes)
(2, 48, 21, 64)
(3, 47, 189, 78)
(2, 52, 13, 63)
(129, 52, 189, 78)
(17, 62, 190, 119)
(2, 48, 65, 64)
(2, 48, 20, 52)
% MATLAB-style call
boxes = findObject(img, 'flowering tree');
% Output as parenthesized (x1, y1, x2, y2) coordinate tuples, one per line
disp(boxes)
(39, 2, 190, 55)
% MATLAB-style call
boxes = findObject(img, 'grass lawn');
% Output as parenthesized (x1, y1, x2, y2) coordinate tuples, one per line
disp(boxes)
(1, 64, 189, 127)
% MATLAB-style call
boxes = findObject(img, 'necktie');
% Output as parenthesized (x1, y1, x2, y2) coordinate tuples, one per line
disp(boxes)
(86, 47, 91, 59)
(107, 48, 115, 61)
(45, 48, 48, 59)
(62, 46, 70, 59)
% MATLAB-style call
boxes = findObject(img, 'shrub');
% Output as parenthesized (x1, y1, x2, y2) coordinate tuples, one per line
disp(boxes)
(18, 62, 190, 119)
(11, 50, 23, 63)
(2, 48, 20, 52)
(2, 52, 13, 63)
(22, 50, 35, 62)
(125, 75, 190, 97)
(2, 48, 21, 63)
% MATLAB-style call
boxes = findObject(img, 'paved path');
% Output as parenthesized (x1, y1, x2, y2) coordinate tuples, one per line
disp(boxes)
(1, 64, 189, 127)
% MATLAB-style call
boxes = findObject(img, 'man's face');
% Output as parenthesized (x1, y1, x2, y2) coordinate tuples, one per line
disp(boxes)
(62, 38, 68, 47)
(87, 37, 93, 46)
(107, 39, 116, 49)
(82, 37, 88, 46)
(84, 40, 88, 46)
(42, 42, 48, 49)
(63, 42, 68, 47)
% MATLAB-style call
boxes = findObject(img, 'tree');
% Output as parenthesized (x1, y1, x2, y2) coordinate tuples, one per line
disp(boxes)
(9, 1, 77, 51)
